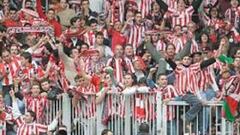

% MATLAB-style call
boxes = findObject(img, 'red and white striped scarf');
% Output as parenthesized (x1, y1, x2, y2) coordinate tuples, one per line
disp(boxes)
(75, 84, 96, 118)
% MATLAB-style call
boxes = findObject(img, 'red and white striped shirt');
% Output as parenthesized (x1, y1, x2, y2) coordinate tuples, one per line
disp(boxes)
(107, 57, 135, 83)
(104, 0, 125, 23)
(83, 30, 96, 48)
(156, 85, 178, 100)
(0, 58, 21, 86)
(171, 36, 185, 53)
(15, 117, 48, 135)
(128, 24, 145, 53)
(155, 40, 167, 51)
(225, 7, 240, 28)
(202, 13, 225, 30)
(166, 6, 195, 27)
(164, 0, 177, 8)
(219, 75, 240, 96)
(25, 95, 48, 124)
(174, 63, 201, 95)
(136, 0, 153, 18)
(156, 85, 178, 120)
(197, 66, 215, 91)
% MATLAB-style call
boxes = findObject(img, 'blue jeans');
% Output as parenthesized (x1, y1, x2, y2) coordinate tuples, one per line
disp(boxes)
(2, 85, 13, 107)
(0, 81, 2, 92)
(167, 120, 177, 135)
(177, 93, 203, 122)
(198, 89, 216, 134)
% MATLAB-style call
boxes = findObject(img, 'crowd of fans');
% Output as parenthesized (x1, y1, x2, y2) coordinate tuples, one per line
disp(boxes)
(0, 0, 240, 134)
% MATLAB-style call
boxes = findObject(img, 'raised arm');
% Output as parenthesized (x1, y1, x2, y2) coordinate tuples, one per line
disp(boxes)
(47, 111, 61, 131)
(156, 58, 167, 77)
(156, 0, 168, 13)
(200, 57, 216, 69)
(57, 42, 78, 85)
(25, 36, 48, 53)
(165, 58, 177, 70)
(96, 87, 108, 105)
(22, 0, 26, 9)
(36, 0, 46, 19)
(175, 40, 192, 60)
(145, 41, 164, 62)
(9, 90, 22, 120)
(192, 0, 204, 11)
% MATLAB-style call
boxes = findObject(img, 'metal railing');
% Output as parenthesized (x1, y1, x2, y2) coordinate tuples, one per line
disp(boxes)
(44, 93, 240, 135)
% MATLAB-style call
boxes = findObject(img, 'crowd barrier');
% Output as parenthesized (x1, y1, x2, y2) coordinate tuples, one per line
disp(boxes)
(45, 93, 240, 135)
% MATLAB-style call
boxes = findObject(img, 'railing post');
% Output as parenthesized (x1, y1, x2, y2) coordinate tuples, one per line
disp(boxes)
(96, 95, 107, 135)
(221, 105, 226, 135)
(156, 92, 162, 135)
(62, 93, 72, 134)
(124, 96, 131, 135)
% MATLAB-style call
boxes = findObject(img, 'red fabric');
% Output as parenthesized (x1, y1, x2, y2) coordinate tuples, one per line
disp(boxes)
(36, 0, 62, 37)
(109, 28, 126, 52)
(91, 75, 101, 92)
(3, 19, 22, 27)
(225, 96, 239, 117)
(234, 35, 240, 42)
(209, 34, 217, 43)
(0, 112, 6, 121)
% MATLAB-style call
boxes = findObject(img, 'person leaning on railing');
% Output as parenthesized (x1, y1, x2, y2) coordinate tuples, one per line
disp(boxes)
(9, 89, 61, 135)
(165, 53, 217, 131)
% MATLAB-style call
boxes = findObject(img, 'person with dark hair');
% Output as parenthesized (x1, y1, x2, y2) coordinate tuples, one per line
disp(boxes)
(94, 31, 113, 58)
(55, 125, 68, 135)
(17, 51, 45, 92)
(83, 18, 98, 47)
(2, 7, 21, 27)
(8, 90, 61, 135)
(101, 129, 113, 135)
(0, 49, 19, 106)
(137, 123, 150, 135)
(40, 78, 63, 100)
